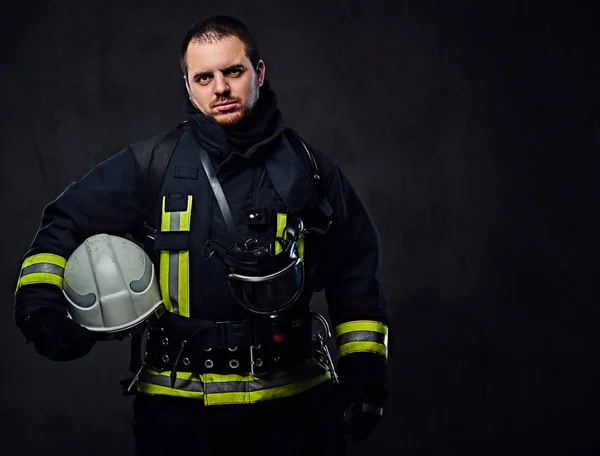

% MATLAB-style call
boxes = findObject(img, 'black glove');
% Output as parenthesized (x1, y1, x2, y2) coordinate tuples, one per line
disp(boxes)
(18, 309, 97, 361)
(341, 401, 384, 442)
(337, 353, 388, 442)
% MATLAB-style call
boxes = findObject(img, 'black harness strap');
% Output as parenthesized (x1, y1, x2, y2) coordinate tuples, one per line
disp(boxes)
(127, 124, 186, 376)
(142, 124, 188, 245)
(283, 127, 321, 182)
(284, 128, 333, 232)
(197, 142, 239, 242)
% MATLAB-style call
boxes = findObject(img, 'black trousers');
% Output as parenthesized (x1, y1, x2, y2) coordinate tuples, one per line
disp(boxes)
(132, 381, 347, 456)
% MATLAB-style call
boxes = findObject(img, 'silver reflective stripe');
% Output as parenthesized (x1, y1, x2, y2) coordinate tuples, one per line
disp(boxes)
(20, 263, 64, 278)
(204, 361, 327, 394)
(362, 403, 384, 416)
(168, 252, 179, 313)
(337, 331, 387, 346)
(170, 211, 181, 231)
(139, 372, 204, 393)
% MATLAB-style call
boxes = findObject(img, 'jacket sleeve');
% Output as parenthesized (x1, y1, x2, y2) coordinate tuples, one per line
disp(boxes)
(321, 163, 390, 403)
(14, 147, 147, 325)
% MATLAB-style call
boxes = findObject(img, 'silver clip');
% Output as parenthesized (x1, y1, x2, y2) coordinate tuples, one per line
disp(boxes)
(250, 345, 261, 376)
(311, 312, 339, 385)
(125, 361, 146, 394)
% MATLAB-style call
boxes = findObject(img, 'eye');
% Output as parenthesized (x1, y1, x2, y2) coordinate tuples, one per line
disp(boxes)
(196, 74, 212, 85)
(227, 68, 243, 77)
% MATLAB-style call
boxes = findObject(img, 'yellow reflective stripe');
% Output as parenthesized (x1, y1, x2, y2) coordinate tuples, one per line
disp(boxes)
(177, 196, 192, 316)
(338, 341, 388, 358)
(159, 251, 173, 312)
(298, 233, 304, 260)
(159, 197, 173, 312)
(22, 253, 67, 269)
(275, 212, 287, 254)
(16, 273, 63, 291)
(179, 195, 192, 231)
(178, 250, 190, 317)
(160, 197, 170, 231)
(158, 195, 192, 317)
(275, 212, 304, 260)
(159, 197, 172, 310)
(335, 320, 388, 337)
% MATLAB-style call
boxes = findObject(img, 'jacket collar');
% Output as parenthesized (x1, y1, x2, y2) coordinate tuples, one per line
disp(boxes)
(184, 80, 285, 165)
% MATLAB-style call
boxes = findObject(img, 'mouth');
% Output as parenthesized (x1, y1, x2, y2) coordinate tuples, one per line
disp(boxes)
(213, 101, 238, 112)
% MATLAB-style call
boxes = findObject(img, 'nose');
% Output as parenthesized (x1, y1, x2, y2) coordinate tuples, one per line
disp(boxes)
(213, 74, 230, 97)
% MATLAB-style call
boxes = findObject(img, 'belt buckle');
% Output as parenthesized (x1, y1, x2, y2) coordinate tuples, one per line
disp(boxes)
(249, 344, 268, 377)
(216, 321, 231, 349)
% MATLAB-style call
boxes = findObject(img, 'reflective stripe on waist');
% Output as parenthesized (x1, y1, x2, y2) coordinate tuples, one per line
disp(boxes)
(135, 357, 330, 405)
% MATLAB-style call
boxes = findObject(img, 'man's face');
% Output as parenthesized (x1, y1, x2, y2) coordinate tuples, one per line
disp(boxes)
(184, 36, 265, 126)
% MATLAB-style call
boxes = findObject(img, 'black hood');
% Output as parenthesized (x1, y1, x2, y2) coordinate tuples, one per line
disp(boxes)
(184, 80, 285, 165)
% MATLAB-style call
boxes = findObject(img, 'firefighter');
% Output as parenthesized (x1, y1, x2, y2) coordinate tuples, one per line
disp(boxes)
(14, 15, 389, 456)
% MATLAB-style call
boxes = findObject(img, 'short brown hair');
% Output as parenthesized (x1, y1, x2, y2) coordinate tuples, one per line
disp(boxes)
(180, 15, 260, 76)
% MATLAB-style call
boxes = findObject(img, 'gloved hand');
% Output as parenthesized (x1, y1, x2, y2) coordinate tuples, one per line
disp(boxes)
(336, 353, 388, 442)
(341, 401, 384, 442)
(18, 309, 97, 361)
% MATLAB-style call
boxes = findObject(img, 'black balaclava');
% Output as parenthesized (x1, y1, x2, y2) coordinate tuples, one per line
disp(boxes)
(184, 79, 283, 161)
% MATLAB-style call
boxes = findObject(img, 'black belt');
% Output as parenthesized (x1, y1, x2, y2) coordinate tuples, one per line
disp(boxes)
(143, 311, 315, 379)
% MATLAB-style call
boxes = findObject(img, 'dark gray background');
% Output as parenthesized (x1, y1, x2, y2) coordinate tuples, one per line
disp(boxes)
(1, 1, 597, 455)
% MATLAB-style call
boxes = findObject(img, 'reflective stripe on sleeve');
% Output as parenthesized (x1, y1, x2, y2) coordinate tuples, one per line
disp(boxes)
(159, 195, 192, 317)
(335, 320, 388, 359)
(16, 253, 67, 291)
(136, 358, 330, 405)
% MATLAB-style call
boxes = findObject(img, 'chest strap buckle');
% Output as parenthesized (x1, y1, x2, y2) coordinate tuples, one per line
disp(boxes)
(215, 320, 250, 349)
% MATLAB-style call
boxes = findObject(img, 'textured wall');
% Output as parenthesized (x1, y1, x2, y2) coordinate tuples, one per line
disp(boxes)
(1, 1, 597, 455)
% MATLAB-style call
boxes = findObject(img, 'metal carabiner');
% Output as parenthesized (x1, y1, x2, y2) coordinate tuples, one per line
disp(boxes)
(310, 312, 339, 385)
(123, 361, 146, 395)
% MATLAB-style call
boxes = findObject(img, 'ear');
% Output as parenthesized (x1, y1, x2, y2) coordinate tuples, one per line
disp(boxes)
(256, 60, 266, 87)
(184, 76, 199, 109)
(184, 75, 192, 98)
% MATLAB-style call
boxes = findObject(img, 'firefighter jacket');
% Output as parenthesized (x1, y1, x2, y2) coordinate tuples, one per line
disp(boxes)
(14, 92, 389, 406)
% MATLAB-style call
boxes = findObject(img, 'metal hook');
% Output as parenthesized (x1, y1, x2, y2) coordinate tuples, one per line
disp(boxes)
(310, 312, 339, 385)
(310, 311, 332, 340)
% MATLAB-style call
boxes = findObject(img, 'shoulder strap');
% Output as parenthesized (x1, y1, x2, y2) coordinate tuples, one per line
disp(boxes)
(133, 122, 188, 221)
(126, 121, 187, 379)
(283, 127, 322, 191)
(283, 128, 333, 225)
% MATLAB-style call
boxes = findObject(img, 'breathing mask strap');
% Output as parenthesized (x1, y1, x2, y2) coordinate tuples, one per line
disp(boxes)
(197, 145, 239, 243)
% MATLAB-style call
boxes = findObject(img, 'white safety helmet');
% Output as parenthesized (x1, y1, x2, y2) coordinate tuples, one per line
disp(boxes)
(62, 233, 164, 339)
